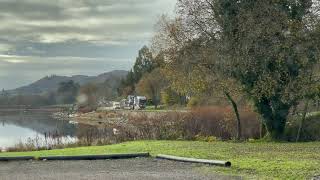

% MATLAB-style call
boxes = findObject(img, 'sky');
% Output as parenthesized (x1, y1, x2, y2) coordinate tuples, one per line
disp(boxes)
(0, 0, 177, 90)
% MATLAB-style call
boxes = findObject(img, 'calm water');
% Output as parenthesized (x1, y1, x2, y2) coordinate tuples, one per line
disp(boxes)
(0, 110, 88, 149)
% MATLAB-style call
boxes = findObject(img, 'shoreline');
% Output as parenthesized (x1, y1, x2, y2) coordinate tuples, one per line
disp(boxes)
(52, 109, 187, 127)
(51, 110, 127, 127)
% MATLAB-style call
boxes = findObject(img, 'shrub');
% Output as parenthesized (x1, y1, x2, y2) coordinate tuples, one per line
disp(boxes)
(285, 113, 320, 141)
(195, 135, 218, 142)
(123, 106, 260, 141)
(188, 107, 260, 140)
(125, 112, 185, 140)
(187, 97, 201, 108)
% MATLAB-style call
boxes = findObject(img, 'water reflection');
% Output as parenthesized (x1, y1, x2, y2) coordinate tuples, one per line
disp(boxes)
(0, 110, 81, 149)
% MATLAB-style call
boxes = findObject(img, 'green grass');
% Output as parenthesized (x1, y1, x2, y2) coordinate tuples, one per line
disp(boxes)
(1, 141, 319, 179)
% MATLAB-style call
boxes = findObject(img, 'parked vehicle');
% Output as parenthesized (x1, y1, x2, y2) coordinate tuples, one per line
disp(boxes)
(134, 96, 147, 110)
(125, 95, 147, 110)
(120, 99, 129, 109)
(127, 95, 135, 109)
(112, 101, 121, 110)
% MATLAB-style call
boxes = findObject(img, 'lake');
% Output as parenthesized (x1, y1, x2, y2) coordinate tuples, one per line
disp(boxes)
(0, 110, 97, 150)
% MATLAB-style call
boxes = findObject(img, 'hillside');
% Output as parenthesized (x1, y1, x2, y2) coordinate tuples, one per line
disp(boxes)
(7, 70, 128, 95)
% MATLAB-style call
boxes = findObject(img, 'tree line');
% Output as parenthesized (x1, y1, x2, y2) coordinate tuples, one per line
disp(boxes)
(118, 45, 188, 109)
(0, 79, 118, 109)
(119, 0, 320, 140)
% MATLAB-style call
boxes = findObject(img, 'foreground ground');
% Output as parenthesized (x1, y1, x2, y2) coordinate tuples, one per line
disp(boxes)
(0, 158, 232, 180)
(1, 141, 320, 179)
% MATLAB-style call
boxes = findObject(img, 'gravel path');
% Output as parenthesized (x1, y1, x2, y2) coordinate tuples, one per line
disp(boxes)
(0, 158, 238, 180)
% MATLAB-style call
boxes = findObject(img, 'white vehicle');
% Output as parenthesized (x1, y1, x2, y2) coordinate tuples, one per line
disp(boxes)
(134, 96, 147, 110)
(112, 102, 121, 110)
(127, 95, 135, 108)
(125, 95, 147, 110)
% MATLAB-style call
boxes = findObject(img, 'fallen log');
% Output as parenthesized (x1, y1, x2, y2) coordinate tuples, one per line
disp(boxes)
(38, 152, 150, 161)
(156, 154, 231, 167)
(0, 156, 34, 161)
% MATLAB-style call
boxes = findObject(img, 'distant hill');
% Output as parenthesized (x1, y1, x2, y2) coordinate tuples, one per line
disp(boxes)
(7, 70, 128, 95)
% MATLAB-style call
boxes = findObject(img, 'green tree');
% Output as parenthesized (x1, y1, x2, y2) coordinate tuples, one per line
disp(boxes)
(152, 15, 244, 139)
(161, 87, 187, 107)
(119, 46, 156, 96)
(118, 70, 135, 96)
(177, 0, 320, 139)
(133, 45, 154, 82)
(136, 68, 167, 109)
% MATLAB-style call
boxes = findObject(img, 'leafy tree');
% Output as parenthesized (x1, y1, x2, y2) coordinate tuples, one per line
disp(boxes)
(152, 15, 244, 140)
(161, 87, 187, 107)
(118, 70, 135, 96)
(133, 45, 154, 82)
(136, 68, 167, 109)
(119, 46, 157, 96)
(177, 0, 320, 139)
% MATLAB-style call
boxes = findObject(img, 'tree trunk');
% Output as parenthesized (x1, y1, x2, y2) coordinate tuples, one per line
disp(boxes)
(224, 91, 241, 141)
(259, 119, 264, 139)
(270, 108, 289, 140)
(296, 100, 309, 142)
(255, 98, 290, 140)
(152, 96, 158, 110)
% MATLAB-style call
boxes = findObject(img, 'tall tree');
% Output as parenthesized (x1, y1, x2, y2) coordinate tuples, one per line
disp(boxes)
(152, 15, 244, 140)
(119, 46, 156, 96)
(133, 46, 154, 82)
(136, 68, 167, 109)
(177, 0, 320, 139)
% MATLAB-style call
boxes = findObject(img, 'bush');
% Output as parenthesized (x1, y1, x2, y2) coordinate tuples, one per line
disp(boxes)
(285, 113, 320, 141)
(121, 106, 260, 141)
(187, 97, 201, 108)
(161, 88, 186, 106)
(195, 135, 218, 142)
(125, 112, 186, 140)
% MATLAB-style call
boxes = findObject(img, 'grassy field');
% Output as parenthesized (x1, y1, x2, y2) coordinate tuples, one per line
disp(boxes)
(1, 141, 319, 179)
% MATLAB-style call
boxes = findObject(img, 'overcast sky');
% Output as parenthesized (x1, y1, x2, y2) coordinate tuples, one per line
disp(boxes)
(0, 0, 176, 90)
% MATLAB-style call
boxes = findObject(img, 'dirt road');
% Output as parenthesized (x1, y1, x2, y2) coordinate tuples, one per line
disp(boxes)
(0, 158, 238, 180)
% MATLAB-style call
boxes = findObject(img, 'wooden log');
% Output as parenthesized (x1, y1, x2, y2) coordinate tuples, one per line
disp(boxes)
(39, 153, 150, 161)
(0, 156, 34, 161)
(156, 154, 231, 167)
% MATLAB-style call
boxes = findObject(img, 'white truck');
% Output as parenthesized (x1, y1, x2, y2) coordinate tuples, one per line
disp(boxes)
(126, 95, 147, 110)
(134, 96, 147, 110)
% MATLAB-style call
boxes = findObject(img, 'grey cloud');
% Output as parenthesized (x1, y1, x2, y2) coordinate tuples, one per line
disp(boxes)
(0, 0, 177, 89)
(12, 41, 145, 59)
(0, 1, 64, 20)
(0, 0, 176, 44)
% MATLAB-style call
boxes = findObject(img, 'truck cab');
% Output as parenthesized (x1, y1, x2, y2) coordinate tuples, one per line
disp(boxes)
(134, 96, 147, 110)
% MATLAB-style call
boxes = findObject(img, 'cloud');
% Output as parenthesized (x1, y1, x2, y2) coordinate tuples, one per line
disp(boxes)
(0, 43, 13, 52)
(0, 0, 176, 45)
(0, 0, 177, 89)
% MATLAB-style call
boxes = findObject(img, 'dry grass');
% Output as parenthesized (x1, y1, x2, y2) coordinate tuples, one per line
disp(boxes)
(9, 107, 261, 152)
(122, 106, 261, 141)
